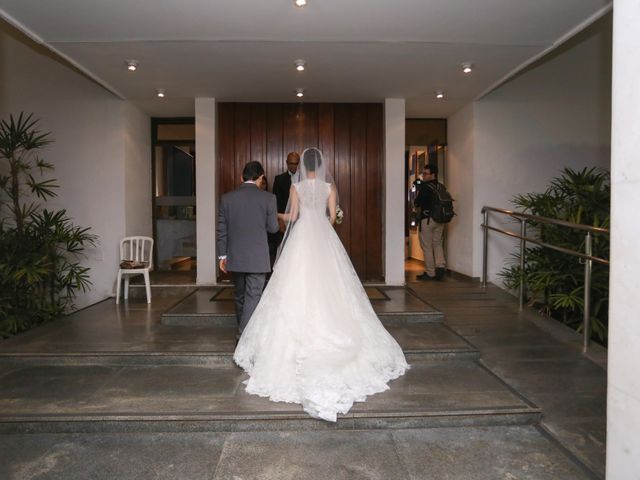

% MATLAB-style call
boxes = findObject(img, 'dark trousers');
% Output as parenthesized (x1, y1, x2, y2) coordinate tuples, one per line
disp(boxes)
(268, 231, 283, 267)
(233, 272, 266, 334)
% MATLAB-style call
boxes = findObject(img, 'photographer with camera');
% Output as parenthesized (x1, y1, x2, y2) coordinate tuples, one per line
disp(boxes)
(414, 164, 453, 281)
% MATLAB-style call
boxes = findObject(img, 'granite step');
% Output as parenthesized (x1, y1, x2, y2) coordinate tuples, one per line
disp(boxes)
(160, 287, 445, 327)
(0, 324, 479, 367)
(0, 360, 540, 433)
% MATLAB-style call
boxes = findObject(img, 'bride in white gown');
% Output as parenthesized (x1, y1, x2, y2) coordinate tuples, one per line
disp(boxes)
(233, 147, 408, 422)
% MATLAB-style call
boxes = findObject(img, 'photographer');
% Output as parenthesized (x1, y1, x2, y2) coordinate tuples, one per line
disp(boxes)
(414, 164, 446, 281)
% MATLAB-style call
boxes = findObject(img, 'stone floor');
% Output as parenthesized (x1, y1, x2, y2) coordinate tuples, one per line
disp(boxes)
(0, 276, 606, 479)
(410, 279, 607, 478)
(0, 426, 594, 480)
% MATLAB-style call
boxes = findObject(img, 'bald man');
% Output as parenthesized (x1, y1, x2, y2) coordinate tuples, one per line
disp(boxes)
(272, 151, 300, 213)
(269, 152, 300, 266)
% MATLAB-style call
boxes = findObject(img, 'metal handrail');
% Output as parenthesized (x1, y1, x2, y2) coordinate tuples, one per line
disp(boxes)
(482, 206, 610, 235)
(481, 206, 609, 353)
(482, 225, 609, 265)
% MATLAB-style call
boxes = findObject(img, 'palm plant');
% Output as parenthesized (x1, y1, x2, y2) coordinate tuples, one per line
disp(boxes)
(0, 113, 97, 337)
(499, 167, 610, 344)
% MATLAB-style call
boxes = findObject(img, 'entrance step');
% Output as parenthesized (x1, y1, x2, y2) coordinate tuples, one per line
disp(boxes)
(126, 285, 196, 300)
(0, 360, 539, 433)
(0, 324, 479, 367)
(160, 287, 444, 327)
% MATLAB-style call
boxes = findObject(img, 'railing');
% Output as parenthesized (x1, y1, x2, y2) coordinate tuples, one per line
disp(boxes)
(481, 206, 609, 353)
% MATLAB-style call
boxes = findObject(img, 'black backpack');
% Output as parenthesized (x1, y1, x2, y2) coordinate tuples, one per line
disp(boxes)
(426, 182, 455, 223)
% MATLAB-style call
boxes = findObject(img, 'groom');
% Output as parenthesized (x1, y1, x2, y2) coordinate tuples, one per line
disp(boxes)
(217, 161, 280, 337)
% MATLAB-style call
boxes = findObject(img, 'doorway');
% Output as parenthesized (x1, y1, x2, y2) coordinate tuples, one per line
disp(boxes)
(405, 119, 447, 281)
(151, 118, 197, 281)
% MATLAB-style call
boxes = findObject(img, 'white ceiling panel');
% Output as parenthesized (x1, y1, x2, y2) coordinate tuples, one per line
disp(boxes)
(53, 40, 541, 116)
(0, 0, 610, 44)
(0, 0, 612, 117)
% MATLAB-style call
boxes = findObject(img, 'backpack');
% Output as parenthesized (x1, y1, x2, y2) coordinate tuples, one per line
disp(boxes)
(426, 182, 455, 223)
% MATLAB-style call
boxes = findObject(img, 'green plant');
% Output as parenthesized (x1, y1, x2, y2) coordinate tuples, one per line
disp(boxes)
(0, 113, 97, 337)
(498, 167, 610, 344)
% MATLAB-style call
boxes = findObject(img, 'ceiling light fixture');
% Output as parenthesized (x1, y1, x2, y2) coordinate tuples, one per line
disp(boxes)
(435, 90, 444, 99)
(126, 60, 138, 71)
(157, 89, 165, 98)
(296, 88, 304, 98)
(295, 60, 306, 72)
(294, 0, 307, 6)
(462, 63, 473, 74)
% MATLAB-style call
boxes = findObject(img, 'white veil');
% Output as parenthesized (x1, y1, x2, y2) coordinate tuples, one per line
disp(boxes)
(275, 147, 338, 264)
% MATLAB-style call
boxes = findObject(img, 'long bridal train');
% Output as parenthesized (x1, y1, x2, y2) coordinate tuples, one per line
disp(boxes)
(234, 150, 408, 422)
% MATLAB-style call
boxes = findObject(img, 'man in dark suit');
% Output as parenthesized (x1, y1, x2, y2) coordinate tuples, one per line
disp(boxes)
(272, 151, 301, 213)
(269, 152, 300, 263)
(217, 161, 280, 336)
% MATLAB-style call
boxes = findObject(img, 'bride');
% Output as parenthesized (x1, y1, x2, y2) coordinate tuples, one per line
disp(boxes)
(233, 147, 408, 422)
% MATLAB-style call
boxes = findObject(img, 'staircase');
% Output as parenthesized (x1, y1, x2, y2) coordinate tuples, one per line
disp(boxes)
(0, 287, 540, 434)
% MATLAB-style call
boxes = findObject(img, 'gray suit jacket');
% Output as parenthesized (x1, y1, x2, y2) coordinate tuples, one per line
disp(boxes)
(217, 183, 280, 273)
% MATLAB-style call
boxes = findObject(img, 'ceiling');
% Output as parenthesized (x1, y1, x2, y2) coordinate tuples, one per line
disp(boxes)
(0, 0, 612, 117)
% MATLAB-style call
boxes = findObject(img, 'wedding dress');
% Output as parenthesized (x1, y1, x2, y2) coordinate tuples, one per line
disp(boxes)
(233, 148, 408, 422)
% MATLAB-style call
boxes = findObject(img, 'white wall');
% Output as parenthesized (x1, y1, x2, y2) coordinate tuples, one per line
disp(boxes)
(607, 0, 640, 476)
(446, 102, 475, 277)
(447, 15, 612, 282)
(124, 102, 152, 238)
(0, 24, 150, 308)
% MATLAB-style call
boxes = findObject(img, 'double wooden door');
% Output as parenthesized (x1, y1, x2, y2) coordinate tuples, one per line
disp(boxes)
(217, 103, 384, 281)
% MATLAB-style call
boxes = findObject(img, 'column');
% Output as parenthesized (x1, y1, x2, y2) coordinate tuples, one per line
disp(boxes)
(384, 98, 406, 285)
(607, 0, 640, 477)
(195, 98, 217, 285)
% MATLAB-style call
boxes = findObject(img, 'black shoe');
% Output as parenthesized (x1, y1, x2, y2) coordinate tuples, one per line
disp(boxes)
(435, 268, 446, 281)
(416, 272, 436, 281)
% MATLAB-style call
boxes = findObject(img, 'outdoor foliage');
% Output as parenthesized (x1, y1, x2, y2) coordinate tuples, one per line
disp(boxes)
(0, 113, 97, 337)
(499, 167, 610, 344)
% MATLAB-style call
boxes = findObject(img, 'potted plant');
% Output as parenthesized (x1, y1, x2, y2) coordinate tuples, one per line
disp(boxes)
(0, 113, 97, 337)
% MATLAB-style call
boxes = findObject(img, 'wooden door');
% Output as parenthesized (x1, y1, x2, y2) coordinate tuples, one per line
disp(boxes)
(217, 103, 384, 281)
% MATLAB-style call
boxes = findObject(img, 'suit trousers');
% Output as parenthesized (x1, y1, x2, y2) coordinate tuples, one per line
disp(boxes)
(233, 272, 266, 334)
(419, 218, 446, 277)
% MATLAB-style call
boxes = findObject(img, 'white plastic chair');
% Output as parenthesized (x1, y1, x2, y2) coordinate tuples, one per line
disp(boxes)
(116, 236, 154, 304)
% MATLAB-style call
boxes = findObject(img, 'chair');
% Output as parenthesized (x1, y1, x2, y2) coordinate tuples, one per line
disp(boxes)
(116, 236, 154, 304)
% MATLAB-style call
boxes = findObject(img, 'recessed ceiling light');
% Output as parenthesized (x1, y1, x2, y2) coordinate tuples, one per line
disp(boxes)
(126, 60, 138, 71)
(294, 0, 307, 6)
(462, 63, 473, 74)
(296, 88, 304, 98)
(157, 89, 165, 98)
(435, 91, 444, 99)
(295, 60, 306, 72)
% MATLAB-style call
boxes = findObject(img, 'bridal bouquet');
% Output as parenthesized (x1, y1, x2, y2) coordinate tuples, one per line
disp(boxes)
(336, 205, 344, 224)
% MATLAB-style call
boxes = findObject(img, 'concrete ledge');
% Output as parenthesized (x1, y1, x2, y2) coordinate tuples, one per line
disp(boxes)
(160, 313, 236, 327)
(0, 352, 235, 368)
(0, 347, 481, 368)
(160, 311, 444, 327)
(0, 408, 541, 434)
(160, 286, 444, 327)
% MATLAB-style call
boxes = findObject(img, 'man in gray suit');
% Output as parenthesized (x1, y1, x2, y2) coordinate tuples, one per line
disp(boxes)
(217, 161, 280, 337)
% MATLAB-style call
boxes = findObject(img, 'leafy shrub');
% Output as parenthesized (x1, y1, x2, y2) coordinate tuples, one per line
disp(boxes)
(499, 167, 610, 344)
(0, 113, 97, 337)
